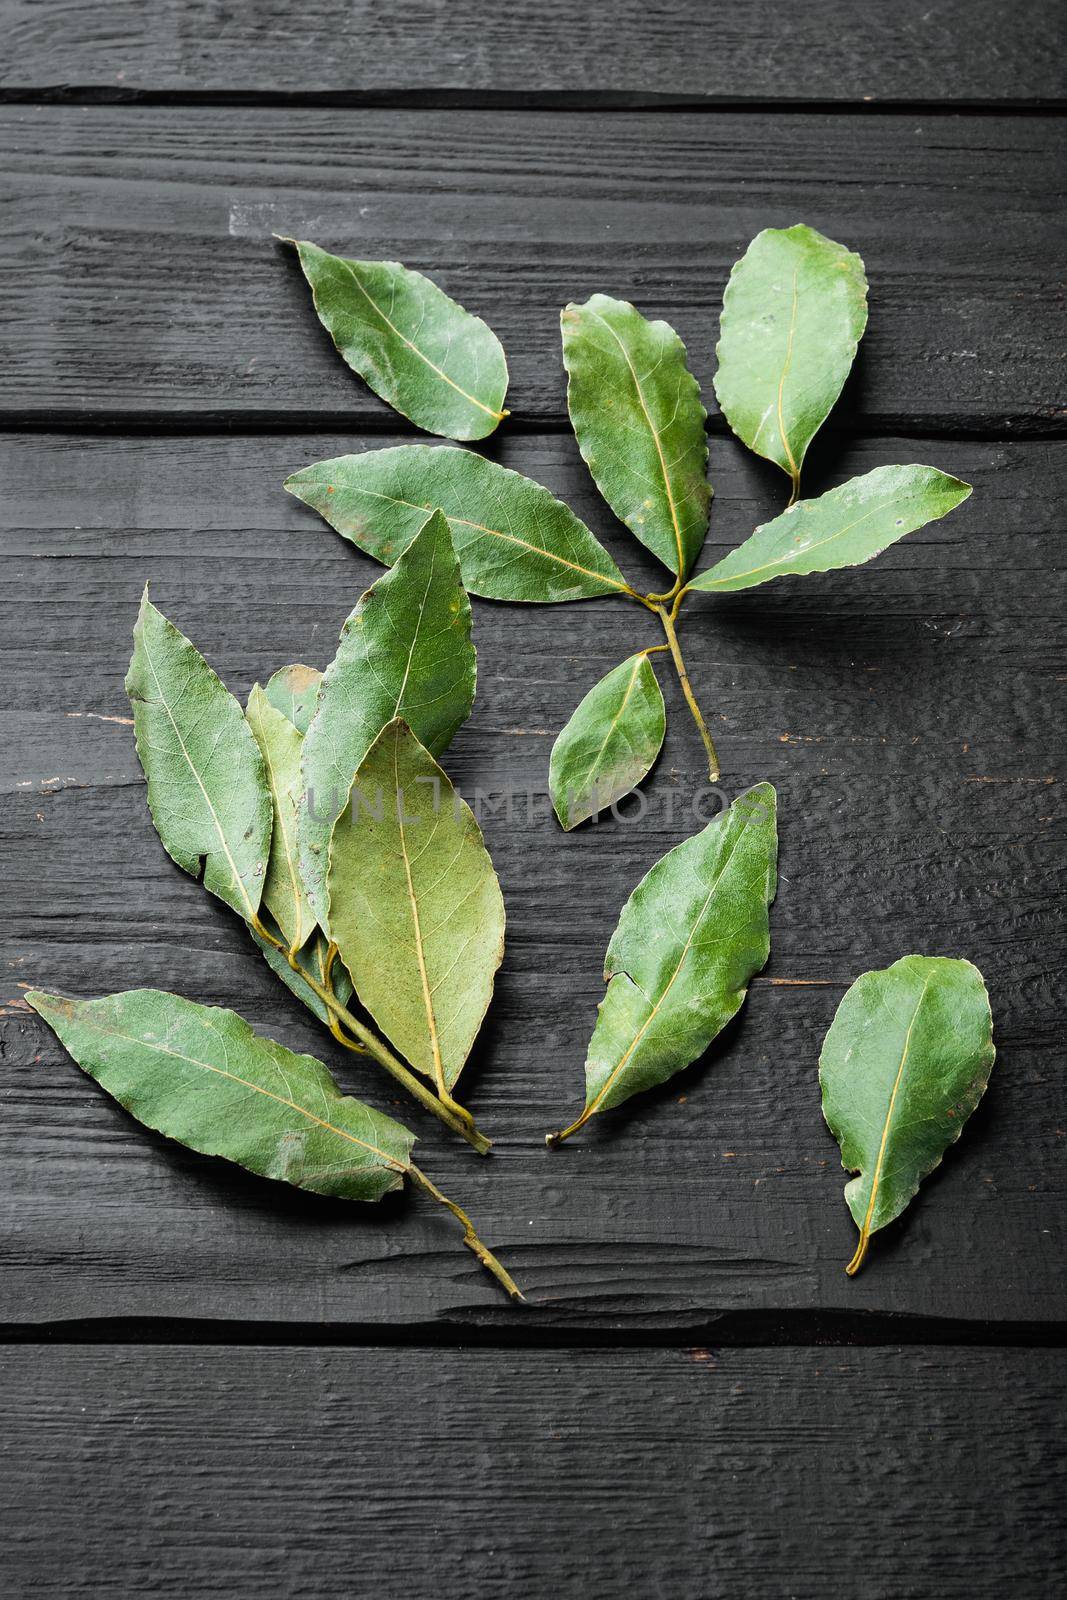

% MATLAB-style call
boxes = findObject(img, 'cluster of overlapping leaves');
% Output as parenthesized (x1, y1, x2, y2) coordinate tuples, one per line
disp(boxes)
(26, 225, 996, 1289)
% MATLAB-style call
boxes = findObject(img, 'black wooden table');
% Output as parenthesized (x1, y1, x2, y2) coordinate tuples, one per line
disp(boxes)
(2, 4, 1064, 1594)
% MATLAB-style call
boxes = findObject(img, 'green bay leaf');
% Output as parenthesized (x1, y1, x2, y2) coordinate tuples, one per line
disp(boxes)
(328, 720, 505, 1097)
(285, 444, 632, 603)
(264, 663, 322, 734)
(246, 684, 318, 955)
(125, 591, 272, 922)
(299, 509, 476, 930)
(819, 954, 995, 1276)
(549, 784, 777, 1142)
(285, 239, 508, 441)
(561, 294, 710, 577)
(714, 225, 868, 497)
(689, 465, 972, 594)
(549, 652, 666, 830)
(27, 988, 413, 1202)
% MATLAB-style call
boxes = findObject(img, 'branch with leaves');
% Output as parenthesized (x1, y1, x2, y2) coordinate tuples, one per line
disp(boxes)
(284, 225, 971, 822)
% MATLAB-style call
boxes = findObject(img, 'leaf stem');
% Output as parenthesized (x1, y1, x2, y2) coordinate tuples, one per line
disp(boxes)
(545, 1105, 594, 1147)
(653, 602, 721, 783)
(251, 915, 492, 1155)
(322, 940, 339, 986)
(845, 1228, 871, 1277)
(326, 1012, 371, 1057)
(408, 1163, 525, 1300)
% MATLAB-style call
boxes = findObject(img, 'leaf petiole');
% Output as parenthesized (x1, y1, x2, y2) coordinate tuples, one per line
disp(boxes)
(251, 914, 493, 1155)
(544, 1105, 594, 1147)
(408, 1164, 525, 1300)
(845, 1229, 871, 1277)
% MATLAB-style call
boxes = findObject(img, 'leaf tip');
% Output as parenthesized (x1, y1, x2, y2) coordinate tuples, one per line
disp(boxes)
(24, 989, 73, 1026)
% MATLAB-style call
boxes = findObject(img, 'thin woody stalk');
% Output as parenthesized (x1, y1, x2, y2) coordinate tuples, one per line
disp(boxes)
(408, 1164, 525, 1300)
(653, 600, 721, 783)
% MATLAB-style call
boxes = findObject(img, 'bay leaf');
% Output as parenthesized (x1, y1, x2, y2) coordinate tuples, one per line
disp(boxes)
(28, 986, 524, 1296)
(561, 293, 710, 577)
(299, 508, 476, 930)
(285, 444, 632, 603)
(246, 684, 318, 955)
(688, 465, 972, 594)
(27, 987, 413, 1202)
(264, 662, 322, 734)
(283, 239, 508, 441)
(714, 225, 868, 498)
(549, 651, 666, 830)
(548, 783, 777, 1142)
(328, 719, 505, 1098)
(819, 954, 995, 1276)
(125, 590, 272, 922)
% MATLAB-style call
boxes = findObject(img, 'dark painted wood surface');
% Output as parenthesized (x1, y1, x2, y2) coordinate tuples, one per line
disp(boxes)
(2, 106, 1062, 431)
(3, 1345, 1065, 1599)
(3, 0, 1063, 104)
(3, 429, 1062, 1328)
(1, 7, 1062, 1592)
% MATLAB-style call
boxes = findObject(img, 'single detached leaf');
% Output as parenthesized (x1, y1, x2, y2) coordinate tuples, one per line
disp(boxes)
(285, 444, 632, 603)
(689, 465, 972, 594)
(299, 509, 476, 929)
(125, 590, 272, 922)
(714, 225, 868, 494)
(27, 988, 413, 1202)
(252, 923, 355, 1026)
(284, 239, 508, 441)
(819, 955, 995, 1276)
(246, 684, 317, 954)
(264, 663, 322, 734)
(561, 294, 710, 577)
(550, 784, 777, 1142)
(549, 652, 666, 830)
(329, 720, 505, 1097)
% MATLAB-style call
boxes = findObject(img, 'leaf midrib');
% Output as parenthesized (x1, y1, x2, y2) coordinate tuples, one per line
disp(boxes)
(858, 973, 933, 1236)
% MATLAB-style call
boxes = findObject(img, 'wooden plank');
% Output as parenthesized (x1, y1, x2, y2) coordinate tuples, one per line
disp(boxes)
(1, 105, 1061, 431)
(2, 1344, 1064, 1598)
(2, 0, 1063, 104)
(1, 428, 1062, 1329)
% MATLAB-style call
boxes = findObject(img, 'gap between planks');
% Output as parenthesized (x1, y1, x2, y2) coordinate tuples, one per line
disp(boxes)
(3, 1312, 1064, 1350)
(1, 89, 1064, 114)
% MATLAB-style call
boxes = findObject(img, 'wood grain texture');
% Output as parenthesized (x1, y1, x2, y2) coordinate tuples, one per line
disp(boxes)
(1, 105, 1062, 431)
(2, 1344, 1064, 1599)
(2, 428, 1062, 1329)
(2, 0, 1063, 104)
